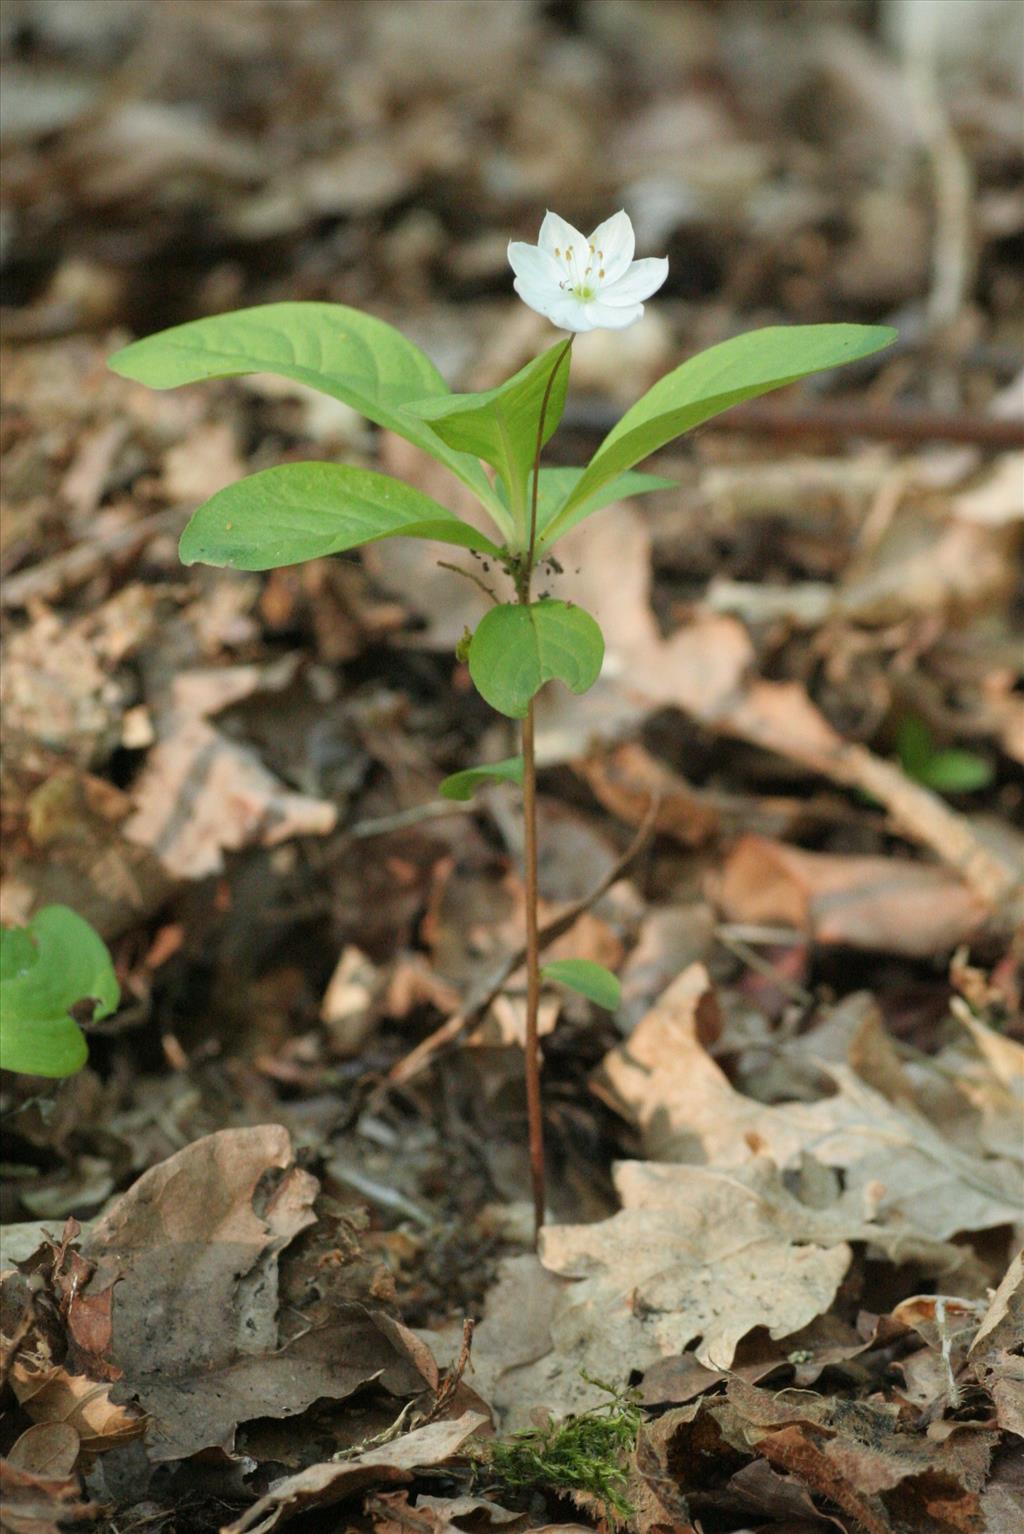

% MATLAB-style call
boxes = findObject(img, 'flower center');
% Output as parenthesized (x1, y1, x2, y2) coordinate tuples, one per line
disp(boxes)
(553, 240, 606, 302)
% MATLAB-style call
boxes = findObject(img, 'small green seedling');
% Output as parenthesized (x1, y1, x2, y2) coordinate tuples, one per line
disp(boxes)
(0, 905, 119, 1077)
(897, 715, 994, 795)
(480, 1375, 644, 1521)
(109, 209, 895, 1232)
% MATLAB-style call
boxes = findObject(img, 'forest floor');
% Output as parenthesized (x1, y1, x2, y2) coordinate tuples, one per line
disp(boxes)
(1, 3, 1022, 1532)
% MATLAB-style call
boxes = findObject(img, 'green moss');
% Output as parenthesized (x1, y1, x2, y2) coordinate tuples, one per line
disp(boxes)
(480, 1376, 643, 1521)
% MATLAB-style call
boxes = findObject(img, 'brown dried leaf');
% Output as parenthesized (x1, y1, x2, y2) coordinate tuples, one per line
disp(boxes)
(6, 1424, 81, 1481)
(969, 1250, 1024, 1436)
(0, 1459, 99, 1534)
(79, 1126, 429, 1462)
(599, 966, 1020, 1260)
(223, 1412, 489, 1534)
(125, 663, 337, 878)
(8, 1351, 144, 1452)
(710, 834, 988, 956)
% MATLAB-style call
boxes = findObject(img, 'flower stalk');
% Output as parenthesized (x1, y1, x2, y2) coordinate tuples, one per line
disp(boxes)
(518, 336, 573, 1238)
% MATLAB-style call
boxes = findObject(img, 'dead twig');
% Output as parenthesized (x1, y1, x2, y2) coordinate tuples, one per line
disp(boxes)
(560, 399, 1024, 450)
(384, 799, 659, 1090)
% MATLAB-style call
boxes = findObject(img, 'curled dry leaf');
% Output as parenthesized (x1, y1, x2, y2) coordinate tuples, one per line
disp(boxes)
(968, 1249, 1024, 1437)
(6, 1422, 81, 1480)
(79, 1126, 433, 1462)
(709, 833, 989, 957)
(371, 1491, 528, 1534)
(650, 1378, 1000, 1534)
(222, 1412, 490, 1534)
(0, 1458, 99, 1534)
(7, 1348, 144, 1452)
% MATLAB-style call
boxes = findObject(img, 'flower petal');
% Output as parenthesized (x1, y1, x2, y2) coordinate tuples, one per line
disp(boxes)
(513, 279, 594, 331)
(581, 299, 645, 330)
(538, 210, 588, 281)
(587, 210, 635, 284)
(599, 256, 669, 307)
(507, 240, 564, 291)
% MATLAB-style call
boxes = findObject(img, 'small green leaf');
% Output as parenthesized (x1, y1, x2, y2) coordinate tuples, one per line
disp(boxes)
(916, 751, 995, 794)
(0, 906, 119, 1078)
(468, 600, 604, 719)
(179, 461, 503, 570)
(896, 715, 934, 776)
(108, 302, 511, 535)
(543, 324, 897, 543)
(406, 344, 571, 538)
(439, 756, 525, 801)
(541, 959, 621, 1010)
(896, 717, 993, 795)
(533, 467, 675, 547)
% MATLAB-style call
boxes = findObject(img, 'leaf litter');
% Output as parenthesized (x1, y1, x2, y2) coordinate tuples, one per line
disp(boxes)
(2, 1, 1023, 1531)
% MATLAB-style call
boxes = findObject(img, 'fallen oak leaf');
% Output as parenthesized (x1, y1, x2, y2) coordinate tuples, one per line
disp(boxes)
(598, 965, 1021, 1261)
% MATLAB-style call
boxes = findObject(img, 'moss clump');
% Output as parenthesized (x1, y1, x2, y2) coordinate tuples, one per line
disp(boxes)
(481, 1376, 643, 1520)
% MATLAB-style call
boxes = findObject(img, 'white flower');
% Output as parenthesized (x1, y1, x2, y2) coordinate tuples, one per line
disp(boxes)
(507, 210, 668, 333)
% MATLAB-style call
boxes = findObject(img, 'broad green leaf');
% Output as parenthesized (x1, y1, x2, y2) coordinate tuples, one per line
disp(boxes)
(541, 959, 621, 1010)
(108, 302, 511, 534)
(406, 344, 571, 537)
(543, 324, 897, 543)
(439, 756, 524, 801)
(533, 467, 675, 547)
(179, 462, 503, 570)
(468, 600, 604, 719)
(0, 906, 120, 1078)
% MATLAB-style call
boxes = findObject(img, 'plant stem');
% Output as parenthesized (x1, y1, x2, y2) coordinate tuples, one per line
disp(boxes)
(519, 336, 573, 1240)
(520, 698, 545, 1237)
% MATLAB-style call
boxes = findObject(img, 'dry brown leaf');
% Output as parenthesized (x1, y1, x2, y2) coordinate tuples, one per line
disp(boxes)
(598, 966, 1021, 1261)
(6, 1423, 81, 1480)
(539, 1157, 855, 1374)
(79, 1126, 431, 1462)
(968, 1250, 1024, 1437)
(709, 834, 988, 956)
(0, 1459, 98, 1534)
(125, 663, 337, 879)
(372, 1491, 527, 1534)
(223, 1412, 489, 1534)
(712, 1379, 998, 1534)
(8, 1350, 144, 1452)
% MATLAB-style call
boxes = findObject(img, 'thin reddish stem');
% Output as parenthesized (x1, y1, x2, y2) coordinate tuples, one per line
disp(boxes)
(519, 335, 573, 1242)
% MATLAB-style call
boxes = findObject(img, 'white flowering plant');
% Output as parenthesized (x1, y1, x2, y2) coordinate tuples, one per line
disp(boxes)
(110, 210, 895, 1231)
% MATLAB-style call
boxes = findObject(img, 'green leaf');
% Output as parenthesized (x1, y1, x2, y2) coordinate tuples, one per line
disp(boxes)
(543, 324, 898, 544)
(439, 756, 525, 801)
(896, 717, 993, 794)
(541, 959, 621, 1010)
(0, 906, 120, 1078)
(533, 467, 675, 547)
(406, 344, 571, 538)
(179, 461, 503, 570)
(108, 302, 511, 534)
(896, 715, 934, 776)
(468, 600, 604, 719)
(916, 751, 995, 794)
